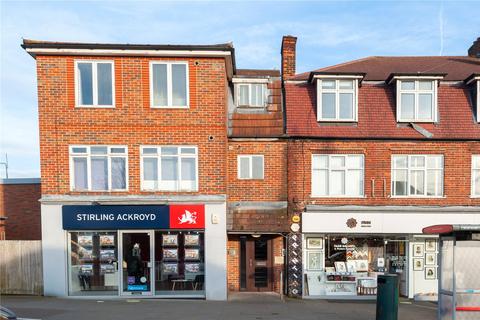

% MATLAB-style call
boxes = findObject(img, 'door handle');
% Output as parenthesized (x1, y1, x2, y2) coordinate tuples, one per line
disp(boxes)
(249, 259, 253, 267)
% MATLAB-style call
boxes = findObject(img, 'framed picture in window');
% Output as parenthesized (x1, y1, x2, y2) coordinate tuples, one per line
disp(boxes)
(185, 263, 200, 273)
(425, 253, 436, 265)
(307, 251, 322, 270)
(100, 249, 116, 260)
(334, 262, 347, 273)
(100, 235, 115, 246)
(163, 249, 178, 260)
(413, 244, 424, 257)
(79, 248, 93, 260)
(306, 238, 323, 249)
(162, 263, 178, 274)
(413, 258, 424, 271)
(162, 234, 178, 246)
(425, 267, 436, 280)
(78, 235, 93, 246)
(185, 249, 200, 260)
(346, 261, 357, 273)
(425, 239, 437, 252)
(184, 234, 200, 246)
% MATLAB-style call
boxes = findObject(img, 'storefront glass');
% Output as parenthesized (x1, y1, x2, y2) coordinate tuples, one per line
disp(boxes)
(69, 231, 118, 296)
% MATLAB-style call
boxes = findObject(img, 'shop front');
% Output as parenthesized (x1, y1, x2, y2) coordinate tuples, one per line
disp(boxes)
(301, 206, 480, 300)
(41, 198, 227, 300)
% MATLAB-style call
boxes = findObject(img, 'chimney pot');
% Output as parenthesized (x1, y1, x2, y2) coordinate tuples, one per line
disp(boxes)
(468, 37, 480, 58)
(281, 35, 298, 80)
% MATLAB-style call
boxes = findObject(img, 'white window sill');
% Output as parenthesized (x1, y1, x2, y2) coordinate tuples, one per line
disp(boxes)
(75, 105, 115, 109)
(237, 178, 265, 181)
(470, 195, 480, 198)
(390, 195, 446, 199)
(397, 120, 436, 123)
(317, 119, 357, 123)
(141, 189, 198, 192)
(150, 105, 189, 109)
(70, 189, 129, 192)
(311, 195, 366, 199)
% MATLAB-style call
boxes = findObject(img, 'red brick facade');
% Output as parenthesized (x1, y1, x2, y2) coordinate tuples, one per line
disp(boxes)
(35, 55, 229, 196)
(0, 182, 41, 240)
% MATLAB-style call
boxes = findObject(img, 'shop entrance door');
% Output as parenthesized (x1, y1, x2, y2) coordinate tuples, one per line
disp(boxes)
(119, 231, 153, 296)
(242, 236, 273, 292)
(385, 239, 408, 297)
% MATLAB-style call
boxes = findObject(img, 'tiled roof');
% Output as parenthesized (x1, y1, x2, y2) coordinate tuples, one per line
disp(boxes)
(285, 82, 480, 139)
(235, 69, 280, 77)
(293, 56, 480, 81)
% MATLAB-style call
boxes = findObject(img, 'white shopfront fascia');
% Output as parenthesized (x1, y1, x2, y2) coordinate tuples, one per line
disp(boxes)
(40, 195, 227, 301)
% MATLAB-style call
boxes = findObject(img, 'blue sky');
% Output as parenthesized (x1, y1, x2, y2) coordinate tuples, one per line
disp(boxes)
(0, 0, 478, 178)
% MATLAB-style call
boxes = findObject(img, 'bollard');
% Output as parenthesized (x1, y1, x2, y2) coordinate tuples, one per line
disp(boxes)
(376, 274, 399, 320)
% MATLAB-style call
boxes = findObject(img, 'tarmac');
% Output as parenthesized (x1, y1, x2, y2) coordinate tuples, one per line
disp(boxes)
(1, 293, 437, 320)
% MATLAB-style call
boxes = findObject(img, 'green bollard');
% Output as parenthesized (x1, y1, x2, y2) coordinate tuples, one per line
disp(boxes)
(376, 274, 399, 320)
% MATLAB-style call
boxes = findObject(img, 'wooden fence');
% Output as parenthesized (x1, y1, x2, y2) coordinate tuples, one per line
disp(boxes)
(0, 240, 43, 295)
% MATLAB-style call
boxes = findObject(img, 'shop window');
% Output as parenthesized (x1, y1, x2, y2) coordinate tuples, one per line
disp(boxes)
(141, 146, 198, 191)
(472, 155, 480, 197)
(396, 79, 437, 122)
(150, 62, 189, 108)
(68, 231, 118, 296)
(70, 146, 128, 191)
(391, 155, 443, 197)
(237, 155, 264, 180)
(317, 79, 358, 122)
(75, 61, 114, 107)
(154, 231, 205, 295)
(311, 154, 364, 197)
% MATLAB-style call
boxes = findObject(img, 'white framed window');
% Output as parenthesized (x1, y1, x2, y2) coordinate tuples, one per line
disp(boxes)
(150, 61, 189, 108)
(311, 154, 364, 197)
(396, 80, 438, 122)
(317, 79, 358, 122)
(477, 81, 480, 122)
(237, 155, 264, 179)
(472, 155, 480, 197)
(69, 146, 128, 191)
(391, 155, 443, 197)
(236, 83, 266, 107)
(140, 146, 198, 191)
(75, 61, 115, 107)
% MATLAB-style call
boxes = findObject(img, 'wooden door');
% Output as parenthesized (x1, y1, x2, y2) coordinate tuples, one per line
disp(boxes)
(244, 237, 273, 292)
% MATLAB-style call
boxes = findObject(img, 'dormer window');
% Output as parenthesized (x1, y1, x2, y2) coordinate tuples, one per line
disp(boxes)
(477, 80, 480, 121)
(395, 79, 439, 122)
(316, 78, 358, 122)
(236, 83, 266, 107)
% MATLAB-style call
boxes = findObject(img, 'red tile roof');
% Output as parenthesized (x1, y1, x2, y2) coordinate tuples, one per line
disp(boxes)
(293, 56, 480, 81)
(285, 82, 480, 139)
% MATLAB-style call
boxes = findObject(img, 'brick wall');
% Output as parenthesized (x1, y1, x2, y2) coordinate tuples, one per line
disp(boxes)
(35, 55, 228, 196)
(288, 139, 480, 207)
(0, 183, 41, 240)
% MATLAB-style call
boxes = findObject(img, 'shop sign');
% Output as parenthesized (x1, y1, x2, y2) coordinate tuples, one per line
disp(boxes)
(62, 205, 205, 230)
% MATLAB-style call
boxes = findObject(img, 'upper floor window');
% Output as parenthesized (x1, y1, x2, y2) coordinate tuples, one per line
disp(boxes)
(70, 146, 127, 191)
(150, 62, 189, 108)
(236, 83, 266, 107)
(312, 154, 364, 197)
(141, 146, 197, 191)
(391, 155, 443, 197)
(472, 155, 480, 197)
(75, 61, 114, 107)
(477, 81, 480, 122)
(238, 155, 264, 179)
(396, 80, 437, 122)
(317, 79, 358, 122)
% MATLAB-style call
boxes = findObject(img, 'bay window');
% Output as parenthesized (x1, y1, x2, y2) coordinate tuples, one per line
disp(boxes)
(311, 154, 364, 197)
(141, 146, 198, 191)
(150, 62, 189, 108)
(70, 146, 127, 191)
(396, 79, 437, 122)
(75, 61, 114, 107)
(317, 79, 358, 122)
(391, 155, 443, 197)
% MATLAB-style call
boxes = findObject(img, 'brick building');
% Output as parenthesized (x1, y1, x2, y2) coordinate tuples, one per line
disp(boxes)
(23, 39, 235, 300)
(282, 36, 480, 300)
(0, 178, 41, 240)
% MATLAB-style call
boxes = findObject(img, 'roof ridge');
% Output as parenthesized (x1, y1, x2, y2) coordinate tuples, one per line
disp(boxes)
(313, 56, 376, 72)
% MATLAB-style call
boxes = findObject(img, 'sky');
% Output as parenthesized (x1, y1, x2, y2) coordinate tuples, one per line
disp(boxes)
(0, 0, 478, 178)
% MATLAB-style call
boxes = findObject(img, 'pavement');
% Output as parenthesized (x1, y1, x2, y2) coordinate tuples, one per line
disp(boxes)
(0, 293, 437, 320)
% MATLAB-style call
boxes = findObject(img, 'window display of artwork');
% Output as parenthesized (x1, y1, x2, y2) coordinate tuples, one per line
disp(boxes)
(163, 248, 178, 260)
(185, 263, 200, 273)
(425, 267, 436, 280)
(425, 239, 437, 252)
(185, 249, 200, 260)
(162, 234, 178, 246)
(78, 235, 93, 246)
(100, 264, 116, 274)
(307, 251, 322, 270)
(184, 234, 200, 246)
(334, 262, 347, 273)
(307, 238, 323, 249)
(100, 235, 115, 246)
(162, 263, 178, 274)
(413, 258, 424, 271)
(425, 252, 436, 265)
(413, 244, 424, 257)
(79, 248, 93, 260)
(100, 249, 115, 260)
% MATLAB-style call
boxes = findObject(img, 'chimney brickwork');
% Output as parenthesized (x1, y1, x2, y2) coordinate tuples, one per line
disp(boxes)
(281, 35, 297, 80)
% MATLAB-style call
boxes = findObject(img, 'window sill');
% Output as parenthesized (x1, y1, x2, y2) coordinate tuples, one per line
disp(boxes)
(70, 189, 129, 192)
(141, 189, 199, 193)
(470, 195, 480, 199)
(150, 105, 190, 109)
(317, 119, 357, 123)
(390, 195, 446, 199)
(310, 195, 366, 199)
(75, 105, 115, 109)
(237, 178, 265, 181)
(397, 120, 436, 124)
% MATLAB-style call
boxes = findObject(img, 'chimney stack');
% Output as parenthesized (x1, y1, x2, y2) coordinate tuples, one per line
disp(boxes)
(468, 37, 480, 58)
(281, 35, 297, 80)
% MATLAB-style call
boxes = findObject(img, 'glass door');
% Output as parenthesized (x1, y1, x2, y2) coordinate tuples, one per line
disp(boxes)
(120, 231, 153, 296)
(385, 238, 408, 297)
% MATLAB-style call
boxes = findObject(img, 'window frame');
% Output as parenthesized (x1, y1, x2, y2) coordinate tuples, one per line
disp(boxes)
(396, 79, 438, 123)
(140, 145, 199, 192)
(149, 61, 190, 109)
(472, 155, 480, 198)
(316, 78, 358, 122)
(69, 145, 128, 192)
(391, 154, 444, 198)
(236, 83, 267, 108)
(477, 81, 480, 122)
(74, 60, 115, 108)
(237, 155, 265, 180)
(311, 154, 365, 198)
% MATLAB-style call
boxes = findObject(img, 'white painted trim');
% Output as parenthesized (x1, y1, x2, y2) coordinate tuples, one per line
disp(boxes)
(74, 60, 115, 108)
(26, 47, 231, 57)
(316, 78, 358, 122)
(313, 74, 364, 80)
(477, 81, 480, 122)
(472, 155, 480, 197)
(232, 78, 269, 84)
(235, 83, 266, 108)
(389, 75, 445, 84)
(237, 155, 264, 180)
(396, 79, 438, 123)
(149, 61, 190, 109)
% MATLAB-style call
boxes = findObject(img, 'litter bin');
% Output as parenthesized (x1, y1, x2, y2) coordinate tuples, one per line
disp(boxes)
(376, 274, 399, 320)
